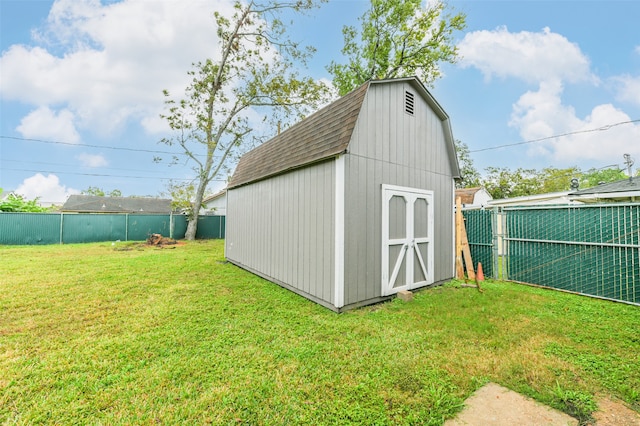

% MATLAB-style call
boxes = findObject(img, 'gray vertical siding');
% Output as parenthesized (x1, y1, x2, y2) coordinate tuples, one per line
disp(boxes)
(225, 160, 336, 306)
(342, 81, 455, 306)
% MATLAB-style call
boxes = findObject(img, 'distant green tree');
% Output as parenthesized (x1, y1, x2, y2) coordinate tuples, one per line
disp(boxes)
(0, 194, 51, 212)
(482, 167, 542, 199)
(480, 165, 629, 199)
(161, 181, 204, 219)
(579, 167, 627, 189)
(454, 140, 481, 188)
(327, 0, 466, 95)
(82, 187, 122, 197)
(539, 166, 580, 193)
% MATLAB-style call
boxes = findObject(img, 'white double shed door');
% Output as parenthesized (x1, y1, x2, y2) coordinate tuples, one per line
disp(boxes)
(381, 184, 434, 296)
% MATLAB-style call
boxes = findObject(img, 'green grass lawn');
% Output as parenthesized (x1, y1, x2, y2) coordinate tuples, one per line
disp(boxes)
(1, 240, 638, 425)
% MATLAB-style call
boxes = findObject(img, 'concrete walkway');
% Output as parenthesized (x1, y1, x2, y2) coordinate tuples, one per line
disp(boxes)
(445, 383, 578, 426)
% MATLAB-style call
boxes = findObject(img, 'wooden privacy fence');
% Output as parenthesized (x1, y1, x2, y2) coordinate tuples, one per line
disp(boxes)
(463, 204, 639, 305)
(0, 213, 225, 245)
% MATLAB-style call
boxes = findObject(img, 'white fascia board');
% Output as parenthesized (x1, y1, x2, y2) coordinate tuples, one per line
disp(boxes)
(571, 191, 640, 200)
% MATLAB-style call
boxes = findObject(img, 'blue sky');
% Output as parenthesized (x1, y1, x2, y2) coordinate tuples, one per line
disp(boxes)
(1, 0, 639, 204)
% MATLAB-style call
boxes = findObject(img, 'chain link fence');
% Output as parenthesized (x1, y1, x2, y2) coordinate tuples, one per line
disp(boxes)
(463, 204, 639, 305)
(462, 209, 496, 278)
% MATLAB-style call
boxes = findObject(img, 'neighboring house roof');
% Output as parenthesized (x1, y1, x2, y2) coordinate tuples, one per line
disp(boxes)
(0, 190, 16, 200)
(61, 195, 172, 213)
(456, 187, 493, 209)
(488, 191, 580, 207)
(569, 177, 640, 202)
(456, 187, 479, 204)
(202, 189, 227, 205)
(228, 76, 459, 189)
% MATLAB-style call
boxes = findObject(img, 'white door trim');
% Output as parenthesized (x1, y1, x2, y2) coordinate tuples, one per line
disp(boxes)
(381, 184, 434, 296)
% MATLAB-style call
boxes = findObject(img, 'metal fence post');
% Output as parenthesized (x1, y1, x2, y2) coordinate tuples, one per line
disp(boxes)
(501, 208, 508, 280)
(491, 207, 499, 279)
(59, 212, 64, 244)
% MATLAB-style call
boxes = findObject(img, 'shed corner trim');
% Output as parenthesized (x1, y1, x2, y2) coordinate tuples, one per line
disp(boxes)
(334, 154, 345, 308)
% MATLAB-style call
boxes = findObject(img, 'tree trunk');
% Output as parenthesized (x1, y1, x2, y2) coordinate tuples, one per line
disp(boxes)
(185, 177, 208, 241)
(185, 214, 199, 240)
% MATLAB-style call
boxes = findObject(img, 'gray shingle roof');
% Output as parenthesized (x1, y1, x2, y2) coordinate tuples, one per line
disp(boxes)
(570, 177, 639, 195)
(228, 81, 370, 189)
(61, 195, 172, 213)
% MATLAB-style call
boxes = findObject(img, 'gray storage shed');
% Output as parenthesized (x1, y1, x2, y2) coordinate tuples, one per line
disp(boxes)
(225, 77, 460, 311)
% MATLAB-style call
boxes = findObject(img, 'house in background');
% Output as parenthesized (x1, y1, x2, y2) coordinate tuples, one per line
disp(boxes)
(1, 190, 60, 208)
(569, 177, 640, 203)
(0, 189, 16, 201)
(225, 76, 460, 311)
(487, 191, 580, 208)
(455, 187, 492, 209)
(61, 195, 172, 213)
(202, 189, 227, 215)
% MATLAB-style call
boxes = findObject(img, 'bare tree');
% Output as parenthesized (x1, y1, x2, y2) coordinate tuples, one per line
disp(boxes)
(160, 1, 329, 239)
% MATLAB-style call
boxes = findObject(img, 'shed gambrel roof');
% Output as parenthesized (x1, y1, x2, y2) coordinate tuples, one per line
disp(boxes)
(61, 195, 172, 213)
(228, 76, 459, 189)
(228, 81, 369, 189)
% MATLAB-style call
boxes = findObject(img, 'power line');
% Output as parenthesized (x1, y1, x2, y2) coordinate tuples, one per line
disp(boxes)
(469, 119, 640, 153)
(0, 135, 186, 156)
(1, 167, 227, 182)
(2, 158, 173, 174)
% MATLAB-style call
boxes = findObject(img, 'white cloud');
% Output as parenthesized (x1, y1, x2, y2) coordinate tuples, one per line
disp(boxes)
(140, 114, 170, 134)
(458, 25, 640, 167)
(509, 82, 640, 164)
(15, 173, 80, 204)
(16, 106, 80, 143)
(458, 26, 597, 85)
(509, 81, 580, 141)
(612, 74, 640, 107)
(635, 45, 640, 55)
(0, 0, 236, 137)
(76, 153, 108, 167)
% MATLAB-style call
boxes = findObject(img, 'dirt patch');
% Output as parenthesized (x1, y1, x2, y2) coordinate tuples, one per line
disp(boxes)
(446, 384, 640, 426)
(111, 235, 185, 251)
(592, 397, 640, 426)
(146, 233, 178, 246)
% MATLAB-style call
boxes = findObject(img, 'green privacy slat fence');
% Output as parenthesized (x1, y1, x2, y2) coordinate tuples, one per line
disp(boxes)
(127, 215, 174, 241)
(462, 209, 495, 278)
(62, 213, 128, 243)
(504, 204, 639, 304)
(0, 213, 225, 245)
(0, 213, 61, 245)
(195, 215, 226, 239)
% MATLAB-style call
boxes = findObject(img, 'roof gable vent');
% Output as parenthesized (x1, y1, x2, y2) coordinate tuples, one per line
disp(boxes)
(405, 91, 415, 116)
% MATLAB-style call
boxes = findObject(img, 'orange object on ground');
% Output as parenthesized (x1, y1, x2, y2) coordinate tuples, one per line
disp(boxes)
(476, 262, 485, 282)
